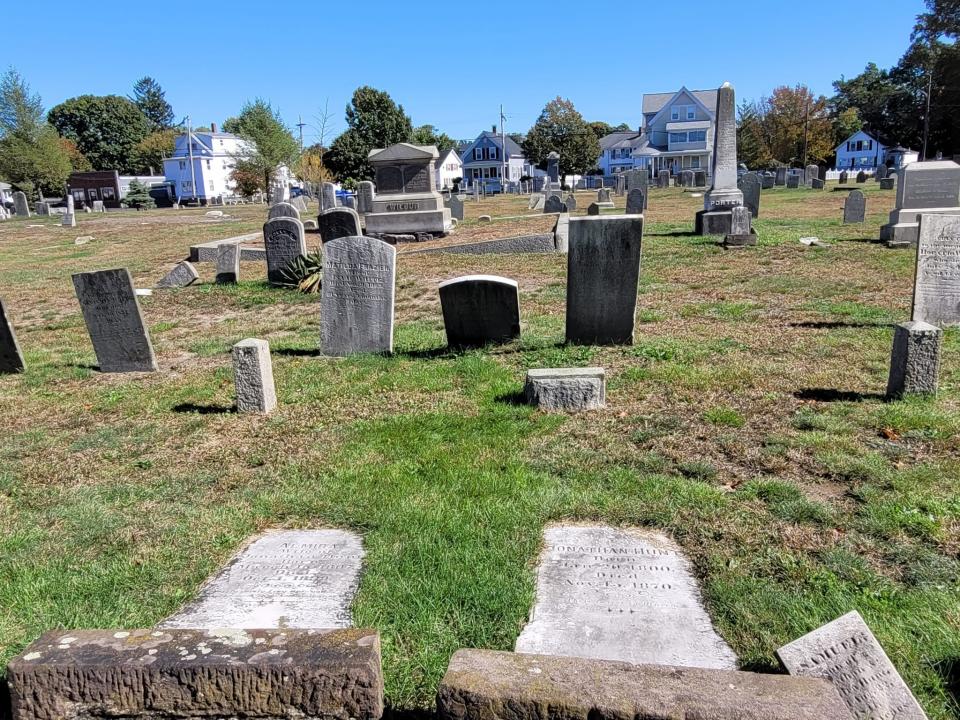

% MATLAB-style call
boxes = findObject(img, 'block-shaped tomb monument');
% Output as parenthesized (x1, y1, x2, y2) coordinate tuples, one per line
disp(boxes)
(363, 143, 452, 237)
(911, 213, 960, 326)
(439, 275, 520, 348)
(161, 529, 364, 629)
(515, 524, 737, 669)
(880, 160, 960, 246)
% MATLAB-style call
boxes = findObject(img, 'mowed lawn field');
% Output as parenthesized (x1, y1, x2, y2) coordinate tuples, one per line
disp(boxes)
(0, 184, 958, 717)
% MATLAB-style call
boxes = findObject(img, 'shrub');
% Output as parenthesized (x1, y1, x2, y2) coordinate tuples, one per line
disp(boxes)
(278, 246, 323, 293)
(124, 180, 155, 210)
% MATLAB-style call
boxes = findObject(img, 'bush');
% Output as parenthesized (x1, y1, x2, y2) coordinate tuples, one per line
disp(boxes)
(278, 246, 323, 293)
(124, 180, 155, 210)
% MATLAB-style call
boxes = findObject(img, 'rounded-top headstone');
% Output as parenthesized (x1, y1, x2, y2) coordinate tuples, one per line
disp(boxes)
(268, 201, 300, 220)
(439, 275, 520, 349)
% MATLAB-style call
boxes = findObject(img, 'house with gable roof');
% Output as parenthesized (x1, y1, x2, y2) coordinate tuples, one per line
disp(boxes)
(459, 130, 530, 192)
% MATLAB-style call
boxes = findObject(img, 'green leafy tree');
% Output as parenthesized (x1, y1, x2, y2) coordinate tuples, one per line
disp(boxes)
(916, 0, 960, 38)
(48, 95, 150, 172)
(326, 87, 413, 182)
(124, 179, 155, 209)
(735, 86, 833, 166)
(227, 99, 299, 200)
(410, 124, 456, 152)
(131, 77, 174, 131)
(132, 129, 176, 174)
(522, 97, 600, 181)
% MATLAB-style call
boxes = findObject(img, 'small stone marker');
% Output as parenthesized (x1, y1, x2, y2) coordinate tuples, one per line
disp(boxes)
(625, 188, 645, 214)
(156, 260, 199, 289)
(761, 173, 774, 189)
(516, 525, 737, 668)
(267, 201, 300, 220)
(319, 207, 362, 243)
(544, 195, 566, 213)
(566, 216, 643, 345)
(446, 193, 465, 221)
(162, 529, 364, 628)
(912, 214, 960, 325)
(92, 200, 105, 212)
(811, 178, 825, 190)
(856, 170, 867, 183)
(321, 235, 396, 356)
(597, 187, 612, 203)
(233, 339, 277, 414)
(876, 164, 888, 181)
(657, 171, 670, 188)
(72, 268, 157, 373)
(357, 181, 375, 214)
(724, 206, 756, 247)
(524, 368, 605, 411)
(587, 202, 600, 216)
(263, 216, 307, 284)
(843, 189, 866, 224)
(439, 275, 520, 348)
(564, 193, 577, 211)
(805, 164, 819, 186)
(777, 610, 927, 720)
(839, 170, 849, 184)
(215, 242, 239, 284)
(787, 174, 800, 189)
(0, 298, 25, 373)
(741, 173, 761, 218)
(12, 191, 30, 217)
(528, 194, 544, 211)
(886, 321, 942, 398)
(880, 177, 895, 190)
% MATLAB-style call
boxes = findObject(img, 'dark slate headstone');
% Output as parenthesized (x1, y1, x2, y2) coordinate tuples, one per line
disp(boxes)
(321, 236, 396, 356)
(72, 268, 157, 373)
(761, 173, 774, 189)
(856, 170, 867, 183)
(787, 173, 800, 189)
(876, 164, 888, 181)
(566, 216, 643, 345)
(12, 191, 30, 217)
(216, 243, 240, 284)
(156, 261, 199, 288)
(740, 173, 761, 218)
(843, 190, 866, 224)
(0, 298, 25, 373)
(319, 207, 362, 244)
(694, 170, 706, 187)
(880, 177, 895, 190)
(544, 195, 566, 213)
(657, 171, 670, 188)
(439, 275, 520, 348)
(812, 178, 825, 190)
(587, 202, 601, 216)
(268, 202, 300, 220)
(321, 182, 337, 211)
(839, 170, 849, 184)
(625, 188, 645, 214)
(446, 194, 465, 221)
(263, 217, 307, 284)
(775, 167, 787, 186)
(681, 170, 694, 187)
(912, 213, 960, 326)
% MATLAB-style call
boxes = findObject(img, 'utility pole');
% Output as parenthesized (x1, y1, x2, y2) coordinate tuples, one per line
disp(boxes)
(500, 104, 507, 191)
(297, 114, 306, 153)
(187, 115, 197, 205)
(801, 96, 809, 169)
(922, 69, 933, 160)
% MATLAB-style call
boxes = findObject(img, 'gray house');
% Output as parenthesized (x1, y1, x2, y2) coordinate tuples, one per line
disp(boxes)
(459, 131, 529, 192)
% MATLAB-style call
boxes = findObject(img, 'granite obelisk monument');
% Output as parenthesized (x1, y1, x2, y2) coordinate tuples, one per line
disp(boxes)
(696, 82, 744, 235)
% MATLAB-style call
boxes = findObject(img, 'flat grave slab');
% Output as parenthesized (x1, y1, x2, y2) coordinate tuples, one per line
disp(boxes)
(515, 524, 737, 669)
(161, 529, 364, 629)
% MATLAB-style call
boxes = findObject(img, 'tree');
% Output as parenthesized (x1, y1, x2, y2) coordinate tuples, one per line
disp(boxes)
(48, 95, 150, 172)
(230, 160, 264, 197)
(132, 129, 176, 174)
(410, 124, 456, 152)
(522, 97, 601, 180)
(124, 179, 155, 209)
(736, 86, 833, 167)
(59, 137, 92, 172)
(228, 99, 299, 200)
(131, 77, 174, 131)
(295, 144, 333, 194)
(326, 86, 413, 181)
(916, 0, 960, 38)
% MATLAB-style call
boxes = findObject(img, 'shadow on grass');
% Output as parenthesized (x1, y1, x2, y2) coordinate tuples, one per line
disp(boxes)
(839, 237, 885, 244)
(172, 402, 236, 414)
(396, 346, 457, 360)
(794, 388, 886, 403)
(790, 320, 892, 329)
(382, 708, 434, 720)
(273, 347, 322, 358)
(494, 390, 528, 406)
(934, 655, 960, 712)
(657, 229, 701, 237)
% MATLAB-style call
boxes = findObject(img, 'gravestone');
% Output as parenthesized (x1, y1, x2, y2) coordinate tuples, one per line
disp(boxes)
(775, 167, 787, 185)
(439, 275, 520, 348)
(740, 173, 761, 218)
(564, 194, 577, 211)
(587, 202, 600, 216)
(680, 170, 693, 187)
(357, 181, 375, 214)
(625, 168, 648, 207)
(843, 190, 866, 224)
(911, 213, 960, 326)
(694, 170, 706, 187)
(881, 161, 960, 246)
(267, 201, 301, 220)
(696, 83, 743, 235)
(35, 202, 49, 215)
(566, 216, 643, 345)
(657, 171, 670, 188)
(876, 164, 888, 181)
(597, 187, 612, 203)
(216, 242, 240, 284)
(319, 207, 362, 243)
(625, 188, 645, 214)
(528, 194, 545, 211)
(805, 164, 819, 187)
(777, 610, 926, 720)
(524, 368, 605, 411)
(321, 182, 338, 211)
(156, 261, 199, 289)
(856, 170, 867, 183)
(839, 170, 849, 184)
(290, 195, 308, 212)
(880, 177, 895, 190)
(161, 529, 364, 629)
(515, 525, 737, 668)
(0, 298, 25, 373)
(233, 338, 277, 414)
(761, 173, 774, 189)
(342, 195, 356, 210)
(886, 321, 942, 398)
(365, 143, 450, 235)
(445, 193, 465, 221)
(92, 200, 105, 212)
(62, 195, 76, 227)
(544, 195, 566, 213)
(787, 173, 800, 189)
(12, 191, 29, 217)
(811, 178, 825, 190)
(321, 236, 396, 356)
(263, 217, 307, 284)
(546, 152, 560, 188)
(72, 268, 157, 372)
(724, 206, 755, 248)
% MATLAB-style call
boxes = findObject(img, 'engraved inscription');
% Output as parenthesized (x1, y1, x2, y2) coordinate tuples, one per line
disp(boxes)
(903, 168, 960, 209)
(912, 215, 960, 326)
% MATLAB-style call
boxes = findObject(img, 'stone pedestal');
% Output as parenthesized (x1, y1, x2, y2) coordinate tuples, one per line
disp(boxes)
(695, 209, 733, 235)
(524, 368, 605, 411)
(233, 338, 277, 414)
(364, 144, 452, 236)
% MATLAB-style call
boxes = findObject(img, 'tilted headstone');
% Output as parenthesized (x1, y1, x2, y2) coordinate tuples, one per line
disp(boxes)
(446, 193, 465, 221)
(12, 191, 30, 217)
(267, 201, 301, 220)
(321, 182, 337, 211)
(843, 190, 866, 224)
(564, 194, 577, 211)
(625, 188, 645, 214)
(856, 170, 867, 183)
(318, 207, 362, 244)
(911, 213, 960, 326)
(263, 217, 307, 284)
(357, 181, 375, 214)
(566, 216, 643, 345)
(35, 202, 49, 215)
(775, 167, 787, 185)
(0, 298, 25, 373)
(544, 195, 566, 213)
(516, 525, 737, 668)
(777, 610, 927, 720)
(72, 268, 157, 372)
(216, 242, 240, 284)
(787, 173, 800, 189)
(321, 236, 396, 356)
(812, 178, 825, 189)
(160, 529, 364, 629)
(839, 170, 849, 184)
(805, 164, 819, 187)
(886, 320, 942, 398)
(528, 194, 545, 211)
(741, 173, 761, 218)
(233, 338, 277, 414)
(439, 275, 520, 348)
(156, 261, 199, 289)
(290, 195, 308, 212)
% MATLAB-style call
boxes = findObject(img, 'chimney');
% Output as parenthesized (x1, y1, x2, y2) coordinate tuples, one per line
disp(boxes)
(211, 122, 218, 133)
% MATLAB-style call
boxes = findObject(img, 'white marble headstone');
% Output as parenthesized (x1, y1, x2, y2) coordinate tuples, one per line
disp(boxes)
(515, 524, 737, 669)
(161, 529, 364, 629)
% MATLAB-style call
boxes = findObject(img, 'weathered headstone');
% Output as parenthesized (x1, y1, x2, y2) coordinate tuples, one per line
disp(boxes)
(216, 242, 239, 284)
(321, 236, 396, 356)
(775, 167, 787, 186)
(777, 610, 927, 720)
(92, 200, 105, 212)
(724, 206, 755, 248)
(566, 216, 643, 345)
(342, 194, 356, 210)
(439, 275, 520, 348)
(880, 177, 895, 190)
(515, 525, 737, 668)
(811, 178, 825, 190)
(694, 169, 706, 187)
(839, 170, 849, 184)
(597, 187, 612, 203)
(856, 170, 867, 183)
(881, 161, 960, 246)
(843, 190, 866, 224)
(72, 268, 158, 372)
(528, 194, 545, 211)
(160, 529, 364, 628)
(564, 193, 577, 211)
(740, 173, 761, 218)
(625, 188, 645, 214)
(805, 164, 819, 187)
(886, 321, 942, 398)
(62, 194, 76, 227)
(290, 195, 308, 212)
(911, 213, 960, 326)
(233, 338, 277, 414)
(267, 201, 301, 220)
(546, 152, 560, 187)
(761, 173, 775, 189)
(696, 83, 743, 235)
(12, 191, 29, 217)
(544, 195, 566, 213)
(787, 173, 800, 189)
(524, 368, 605, 411)
(587, 202, 600, 216)
(319, 207, 362, 243)
(35, 202, 49, 215)
(321, 182, 338, 211)
(263, 217, 307, 284)
(876, 164, 888, 181)
(0, 298, 25, 373)
(445, 193, 465, 221)
(357, 181, 375, 214)
(156, 261, 199, 289)
(657, 171, 670, 188)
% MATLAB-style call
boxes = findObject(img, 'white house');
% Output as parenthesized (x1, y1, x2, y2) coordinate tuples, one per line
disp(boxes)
(459, 131, 529, 191)
(163, 126, 251, 203)
(835, 130, 886, 170)
(435, 148, 463, 189)
(599, 131, 640, 175)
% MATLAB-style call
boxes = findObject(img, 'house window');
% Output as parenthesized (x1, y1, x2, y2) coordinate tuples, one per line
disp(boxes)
(474, 148, 482, 160)
(691, 157, 701, 168)
(179, 161, 186, 170)
(688, 130, 706, 142)
(87, 188, 99, 200)
(489, 147, 497, 160)
(670, 132, 687, 143)
(687, 106, 695, 119)
(671, 106, 680, 120)
(102, 187, 116, 200)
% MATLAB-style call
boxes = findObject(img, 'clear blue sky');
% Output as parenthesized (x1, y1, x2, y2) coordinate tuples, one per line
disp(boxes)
(2, 0, 925, 144)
